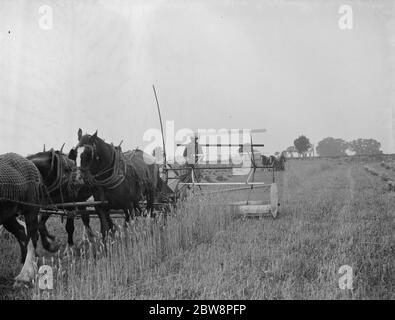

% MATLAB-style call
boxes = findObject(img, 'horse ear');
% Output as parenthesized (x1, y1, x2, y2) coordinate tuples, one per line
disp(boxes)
(78, 128, 82, 141)
(43, 144, 46, 152)
(88, 130, 98, 144)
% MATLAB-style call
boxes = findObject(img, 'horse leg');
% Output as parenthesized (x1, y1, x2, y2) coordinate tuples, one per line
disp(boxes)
(62, 215, 76, 255)
(92, 189, 113, 242)
(126, 200, 138, 223)
(147, 190, 155, 219)
(38, 212, 55, 240)
(65, 215, 75, 247)
(106, 209, 114, 233)
(81, 210, 95, 243)
(134, 202, 143, 216)
(3, 217, 28, 263)
(137, 186, 148, 217)
(96, 207, 111, 241)
(38, 212, 59, 253)
(14, 206, 39, 285)
(124, 207, 131, 224)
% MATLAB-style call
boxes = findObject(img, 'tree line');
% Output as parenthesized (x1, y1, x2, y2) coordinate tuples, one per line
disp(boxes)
(284, 135, 383, 158)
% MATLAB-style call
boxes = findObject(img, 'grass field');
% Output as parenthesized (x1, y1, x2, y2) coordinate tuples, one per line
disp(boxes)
(0, 159, 393, 299)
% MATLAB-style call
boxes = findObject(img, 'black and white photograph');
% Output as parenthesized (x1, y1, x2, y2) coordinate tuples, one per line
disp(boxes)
(0, 0, 394, 303)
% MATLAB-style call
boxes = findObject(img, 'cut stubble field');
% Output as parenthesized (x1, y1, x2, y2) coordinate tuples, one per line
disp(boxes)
(0, 159, 393, 299)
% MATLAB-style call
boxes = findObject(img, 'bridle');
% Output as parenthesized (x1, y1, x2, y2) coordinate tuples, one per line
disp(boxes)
(39, 150, 80, 206)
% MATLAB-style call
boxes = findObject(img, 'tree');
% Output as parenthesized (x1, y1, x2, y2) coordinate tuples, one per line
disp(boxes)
(316, 137, 348, 157)
(294, 135, 312, 157)
(348, 138, 382, 155)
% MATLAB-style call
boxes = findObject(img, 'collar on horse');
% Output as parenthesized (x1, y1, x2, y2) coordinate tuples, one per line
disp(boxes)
(46, 150, 71, 194)
(82, 143, 127, 190)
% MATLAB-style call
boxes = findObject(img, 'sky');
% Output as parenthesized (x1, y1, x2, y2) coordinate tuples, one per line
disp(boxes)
(0, 0, 394, 158)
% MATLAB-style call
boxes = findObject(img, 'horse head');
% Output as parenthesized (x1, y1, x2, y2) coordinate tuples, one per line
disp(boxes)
(27, 149, 58, 186)
(71, 128, 113, 184)
(261, 155, 268, 166)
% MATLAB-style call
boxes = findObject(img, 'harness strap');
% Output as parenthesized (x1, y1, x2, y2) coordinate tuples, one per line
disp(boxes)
(46, 151, 64, 193)
(84, 146, 126, 190)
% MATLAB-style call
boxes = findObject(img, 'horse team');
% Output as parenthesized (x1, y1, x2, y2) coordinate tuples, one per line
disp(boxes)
(261, 153, 286, 171)
(0, 129, 171, 285)
(0, 129, 287, 285)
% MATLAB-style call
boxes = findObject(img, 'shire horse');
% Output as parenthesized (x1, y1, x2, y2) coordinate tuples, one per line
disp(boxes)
(261, 154, 285, 171)
(278, 153, 286, 171)
(69, 129, 165, 240)
(0, 153, 44, 284)
(27, 147, 95, 249)
(261, 155, 276, 167)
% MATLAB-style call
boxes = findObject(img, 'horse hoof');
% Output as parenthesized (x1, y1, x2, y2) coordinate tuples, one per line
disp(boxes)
(63, 244, 75, 257)
(82, 226, 97, 244)
(14, 266, 37, 288)
(13, 279, 33, 289)
(109, 224, 121, 239)
(77, 239, 87, 249)
(47, 238, 60, 253)
(78, 232, 97, 248)
(123, 220, 131, 228)
(88, 231, 98, 243)
(46, 233, 56, 241)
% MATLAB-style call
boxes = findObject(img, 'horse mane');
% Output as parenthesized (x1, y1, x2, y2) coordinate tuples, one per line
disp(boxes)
(26, 150, 51, 160)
